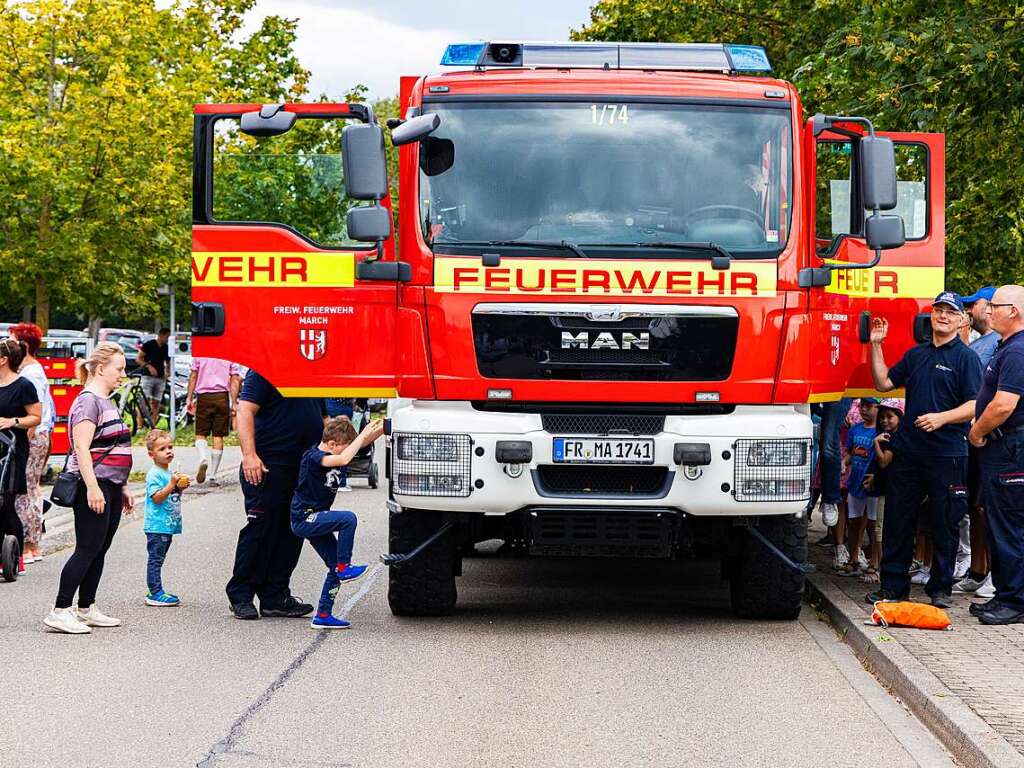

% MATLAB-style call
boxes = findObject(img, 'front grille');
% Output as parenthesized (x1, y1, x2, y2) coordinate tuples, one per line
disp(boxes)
(536, 465, 670, 496)
(551, 316, 654, 331)
(546, 349, 664, 365)
(529, 509, 675, 558)
(541, 413, 665, 435)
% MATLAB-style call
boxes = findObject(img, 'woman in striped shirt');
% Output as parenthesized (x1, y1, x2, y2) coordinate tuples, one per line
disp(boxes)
(45, 342, 135, 635)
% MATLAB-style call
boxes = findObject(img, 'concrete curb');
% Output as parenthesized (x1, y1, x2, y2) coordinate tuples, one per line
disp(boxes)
(806, 573, 1024, 768)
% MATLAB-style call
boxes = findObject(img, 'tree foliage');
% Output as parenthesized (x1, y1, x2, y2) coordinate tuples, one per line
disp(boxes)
(573, 0, 1024, 292)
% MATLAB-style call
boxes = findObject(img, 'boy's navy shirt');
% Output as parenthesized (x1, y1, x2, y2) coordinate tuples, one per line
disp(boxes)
(291, 446, 347, 517)
(846, 422, 877, 499)
(974, 329, 1024, 430)
(239, 370, 325, 467)
(887, 336, 982, 457)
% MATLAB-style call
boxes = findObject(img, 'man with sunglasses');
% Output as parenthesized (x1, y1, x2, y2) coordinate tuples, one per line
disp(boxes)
(968, 285, 1024, 624)
(865, 292, 982, 608)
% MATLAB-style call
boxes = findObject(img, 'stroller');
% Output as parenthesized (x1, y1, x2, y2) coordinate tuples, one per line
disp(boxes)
(0, 430, 20, 582)
(343, 401, 379, 489)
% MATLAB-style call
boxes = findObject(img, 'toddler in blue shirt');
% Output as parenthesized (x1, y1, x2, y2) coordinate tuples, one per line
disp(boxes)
(144, 430, 190, 606)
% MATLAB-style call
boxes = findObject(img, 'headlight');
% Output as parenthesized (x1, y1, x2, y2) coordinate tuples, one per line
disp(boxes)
(397, 434, 461, 462)
(745, 440, 807, 467)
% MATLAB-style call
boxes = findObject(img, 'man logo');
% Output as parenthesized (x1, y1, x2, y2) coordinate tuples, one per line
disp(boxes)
(561, 331, 650, 350)
(300, 329, 327, 361)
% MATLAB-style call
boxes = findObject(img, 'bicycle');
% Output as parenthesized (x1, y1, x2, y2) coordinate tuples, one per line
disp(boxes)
(110, 374, 158, 435)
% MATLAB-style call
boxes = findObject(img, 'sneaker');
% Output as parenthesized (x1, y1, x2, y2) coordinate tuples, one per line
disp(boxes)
(260, 596, 315, 618)
(196, 459, 208, 484)
(336, 564, 368, 583)
(857, 551, 869, 571)
(953, 556, 971, 581)
(821, 502, 839, 527)
(911, 568, 930, 586)
(976, 573, 996, 598)
(953, 573, 988, 594)
(231, 601, 260, 620)
(75, 604, 121, 627)
(930, 592, 953, 609)
(970, 598, 1001, 617)
(832, 544, 850, 570)
(814, 533, 834, 548)
(43, 608, 92, 634)
(978, 605, 1024, 625)
(865, 588, 907, 604)
(310, 614, 351, 630)
(336, 486, 353, 493)
(145, 590, 180, 606)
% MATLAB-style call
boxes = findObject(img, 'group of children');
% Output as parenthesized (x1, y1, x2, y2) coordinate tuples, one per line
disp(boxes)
(142, 414, 383, 629)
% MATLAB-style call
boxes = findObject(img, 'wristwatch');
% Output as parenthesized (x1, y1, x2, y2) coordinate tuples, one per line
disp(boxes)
(13, 417, 19, 427)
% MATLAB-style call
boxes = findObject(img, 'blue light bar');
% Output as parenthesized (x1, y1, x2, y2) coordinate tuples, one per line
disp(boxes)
(726, 45, 772, 72)
(441, 43, 485, 66)
(438, 42, 772, 73)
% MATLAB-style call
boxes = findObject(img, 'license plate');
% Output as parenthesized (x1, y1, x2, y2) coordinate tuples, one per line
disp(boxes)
(552, 437, 655, 465)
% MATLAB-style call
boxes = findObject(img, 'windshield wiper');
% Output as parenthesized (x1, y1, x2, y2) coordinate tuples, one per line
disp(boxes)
(484, 239, 588, 258)
(604, 241, 733, 270)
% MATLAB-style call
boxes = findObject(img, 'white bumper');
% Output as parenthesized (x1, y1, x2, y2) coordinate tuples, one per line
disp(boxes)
(387, 401, 813, 517)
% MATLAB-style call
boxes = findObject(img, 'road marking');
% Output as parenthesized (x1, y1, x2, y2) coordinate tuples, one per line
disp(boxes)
(196, 563, 384, 767)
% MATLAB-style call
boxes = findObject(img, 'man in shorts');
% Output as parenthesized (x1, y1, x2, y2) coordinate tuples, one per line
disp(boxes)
(186, 357, 241, 484)
(138, 328, 171, 426)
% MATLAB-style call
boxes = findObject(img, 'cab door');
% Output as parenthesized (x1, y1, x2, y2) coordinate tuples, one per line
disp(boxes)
(191, 103, 399, 398)
(805, 124, 945, 401)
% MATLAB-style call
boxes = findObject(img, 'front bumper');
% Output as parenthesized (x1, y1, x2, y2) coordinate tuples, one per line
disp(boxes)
(388, 401, 812, 517)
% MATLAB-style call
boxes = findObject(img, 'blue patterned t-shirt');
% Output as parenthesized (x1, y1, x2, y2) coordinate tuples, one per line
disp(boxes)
(145, 465, 183, 534)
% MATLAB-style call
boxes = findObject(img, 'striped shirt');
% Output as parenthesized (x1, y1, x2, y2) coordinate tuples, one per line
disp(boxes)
(67, 391, 133, 484)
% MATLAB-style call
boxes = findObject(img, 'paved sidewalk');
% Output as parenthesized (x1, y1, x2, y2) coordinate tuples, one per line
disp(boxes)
(807, 518, 1024, 767)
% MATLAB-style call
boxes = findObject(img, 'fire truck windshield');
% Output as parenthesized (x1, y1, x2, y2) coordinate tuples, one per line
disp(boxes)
(420, 101, 792, 258)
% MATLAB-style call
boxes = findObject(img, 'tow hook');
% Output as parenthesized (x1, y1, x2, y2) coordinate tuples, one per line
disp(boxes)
(379, 522, 455, 566)
(745, 524, 816, 574)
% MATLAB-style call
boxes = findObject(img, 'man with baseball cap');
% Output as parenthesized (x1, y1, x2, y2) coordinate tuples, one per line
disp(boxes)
(968, 284, 1024, 624)
(865, 292, 983, 607)
(963, 286, 1000, 367)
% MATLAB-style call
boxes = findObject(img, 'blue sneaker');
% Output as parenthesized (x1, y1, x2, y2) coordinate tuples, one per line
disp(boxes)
(336, 564, 368, 583)
(145, 590, 180, 606)
(310, 614, 350, 630)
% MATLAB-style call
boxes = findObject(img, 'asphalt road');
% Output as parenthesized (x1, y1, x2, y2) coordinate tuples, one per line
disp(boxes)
(2, 467, 954, 767)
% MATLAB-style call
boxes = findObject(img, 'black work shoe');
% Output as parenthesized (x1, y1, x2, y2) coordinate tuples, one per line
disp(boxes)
(231, 601, 259, 620)
(865, 588, 906, 605)
(930, 592, 953, 609)
(970, 598, 1002, 617)
(978, 605, 1024, 625)
(260, 596, 314, 618)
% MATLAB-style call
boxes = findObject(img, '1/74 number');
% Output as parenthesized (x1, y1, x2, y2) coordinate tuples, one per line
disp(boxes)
(590, 104, 629, 125)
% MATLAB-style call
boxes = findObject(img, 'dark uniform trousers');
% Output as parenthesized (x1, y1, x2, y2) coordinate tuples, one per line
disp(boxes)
(880, 452, 969, 597)
(979, 434, 1024, 610)
(226, 463, 304, 608)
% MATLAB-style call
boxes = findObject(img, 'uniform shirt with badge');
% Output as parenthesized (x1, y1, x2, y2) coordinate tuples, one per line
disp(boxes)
(238, 370, 326, 467)
(975, 329, 1024, 430)
(290, 446, 347, 519)
(888, 336, 982, 456)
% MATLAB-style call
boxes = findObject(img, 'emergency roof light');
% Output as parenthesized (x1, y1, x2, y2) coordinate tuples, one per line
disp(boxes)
(439, 42, 772, 74)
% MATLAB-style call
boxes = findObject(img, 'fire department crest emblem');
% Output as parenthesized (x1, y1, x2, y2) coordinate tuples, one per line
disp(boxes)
(299, 329, 327, 361)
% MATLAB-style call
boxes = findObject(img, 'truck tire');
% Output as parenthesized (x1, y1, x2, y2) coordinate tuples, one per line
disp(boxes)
(729, 514, 807, 620)
(388, 508, 457, 616)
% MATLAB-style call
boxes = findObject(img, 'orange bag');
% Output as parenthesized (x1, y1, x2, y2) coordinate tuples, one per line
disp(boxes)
(868, 601, 952, 630)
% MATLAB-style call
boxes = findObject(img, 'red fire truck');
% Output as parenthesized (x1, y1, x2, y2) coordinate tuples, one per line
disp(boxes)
(192, 42, 944, 619)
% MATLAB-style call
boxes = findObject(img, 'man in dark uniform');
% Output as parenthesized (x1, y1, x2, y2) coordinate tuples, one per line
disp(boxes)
(227, 370, 326, 620)
(865, 292, 983, 607)
(968, 284, 1024, 625)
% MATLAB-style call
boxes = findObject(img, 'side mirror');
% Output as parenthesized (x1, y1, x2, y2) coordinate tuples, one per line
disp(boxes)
(240, 105, 296, 137)
(811, 113, 830, 137)
(913, 313, 933, 344)
(342, 123, 388, 200)
(860, 135, 897, 210)
(391, 113, 441, 147)
(346, 205, 391, 242)
(865, 213, 905, 251)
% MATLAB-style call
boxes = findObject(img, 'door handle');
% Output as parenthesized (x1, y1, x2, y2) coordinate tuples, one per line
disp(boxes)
(356, 260, 412, 282)
(191, 302, 225, 336)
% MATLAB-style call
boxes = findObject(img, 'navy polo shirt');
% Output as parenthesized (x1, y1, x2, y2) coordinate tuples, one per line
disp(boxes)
(238, 370, 326, 467)
(888, 336, 982, 456)
(975, 329, 1024, 431)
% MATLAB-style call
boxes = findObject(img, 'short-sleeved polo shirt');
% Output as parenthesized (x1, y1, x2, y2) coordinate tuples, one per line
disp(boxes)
(888, 336, 982, 456)
(974, 329, 1024, 431)
(238, 371, 326, 467)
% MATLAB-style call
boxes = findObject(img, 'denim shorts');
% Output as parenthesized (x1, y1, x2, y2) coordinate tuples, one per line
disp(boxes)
(140, 375, 166, 401)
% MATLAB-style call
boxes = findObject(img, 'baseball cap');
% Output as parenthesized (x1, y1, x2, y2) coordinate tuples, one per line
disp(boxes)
(932, 291, 964, 312)
(878, 398, 904, 416)
(961, 286, 996, 304)
(859, 397, 881, 405)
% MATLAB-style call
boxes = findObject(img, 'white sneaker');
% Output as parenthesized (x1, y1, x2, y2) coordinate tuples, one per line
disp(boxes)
(76, 604, 122, 627)
(954, 556, 971, 581)
(337, 486, 352, 493)
(953, 573, 987, 593)
(857, 551, 869, 570)
(976, 573, 996, 598)
(911, 568, 930, 585)
(832, 544, 850, 569)
(821, 502, 839, 527)
(44, 608, 91, 634)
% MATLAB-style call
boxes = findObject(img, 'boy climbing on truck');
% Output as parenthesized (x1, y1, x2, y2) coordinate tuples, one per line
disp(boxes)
(290, 415, 385, 629)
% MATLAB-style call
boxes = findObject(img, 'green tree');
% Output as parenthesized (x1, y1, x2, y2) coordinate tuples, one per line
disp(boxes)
(574, 0, 1024, 291)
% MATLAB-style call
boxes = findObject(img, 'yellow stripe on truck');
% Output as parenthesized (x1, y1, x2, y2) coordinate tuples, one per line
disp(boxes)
(825, 266, 944, 298)
(191, 252, 355, 288)
(434, 257, 778, 297)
